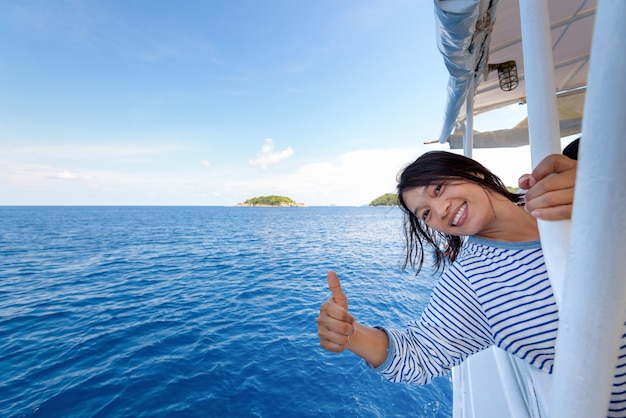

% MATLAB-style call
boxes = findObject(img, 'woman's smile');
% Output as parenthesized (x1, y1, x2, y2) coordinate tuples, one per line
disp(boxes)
(451, 202, 467, 227)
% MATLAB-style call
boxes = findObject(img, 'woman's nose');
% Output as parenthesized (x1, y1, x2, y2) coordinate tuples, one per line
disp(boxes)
(434, 200, 449, 219)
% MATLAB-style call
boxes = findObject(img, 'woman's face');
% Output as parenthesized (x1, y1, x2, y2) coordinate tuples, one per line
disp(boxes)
(401, 180, 495, 236)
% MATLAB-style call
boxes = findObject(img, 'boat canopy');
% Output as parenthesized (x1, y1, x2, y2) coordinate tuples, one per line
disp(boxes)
(434, 0, 595, 148)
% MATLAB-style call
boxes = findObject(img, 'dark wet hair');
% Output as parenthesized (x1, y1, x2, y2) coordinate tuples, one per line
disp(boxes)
(563, 137, 580, 160)
(396, 151, 523, 274)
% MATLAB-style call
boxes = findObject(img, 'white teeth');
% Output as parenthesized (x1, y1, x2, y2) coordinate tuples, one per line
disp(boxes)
(452, 202, 467, 226)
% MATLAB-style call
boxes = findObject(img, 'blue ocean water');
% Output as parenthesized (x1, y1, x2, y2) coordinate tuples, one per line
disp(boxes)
(0, 206, 452, 418)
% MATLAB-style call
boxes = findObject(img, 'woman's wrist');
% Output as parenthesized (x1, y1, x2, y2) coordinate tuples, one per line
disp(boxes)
(347, 322, 390, 368)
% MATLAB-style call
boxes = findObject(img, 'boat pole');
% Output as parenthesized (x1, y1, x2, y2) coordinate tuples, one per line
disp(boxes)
(517, 0, 570, 305)
(549, 1, 626, 416)
(463, 76, 475, 158)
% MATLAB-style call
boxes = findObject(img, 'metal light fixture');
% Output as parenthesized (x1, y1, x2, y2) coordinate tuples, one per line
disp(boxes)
(488, 60, 519, 91)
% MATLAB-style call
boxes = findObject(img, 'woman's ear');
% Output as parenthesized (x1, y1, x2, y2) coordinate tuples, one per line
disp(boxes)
(474, 171, 485, 179)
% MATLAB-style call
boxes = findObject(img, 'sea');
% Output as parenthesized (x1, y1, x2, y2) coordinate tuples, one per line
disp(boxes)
(0, 206, 452, 418)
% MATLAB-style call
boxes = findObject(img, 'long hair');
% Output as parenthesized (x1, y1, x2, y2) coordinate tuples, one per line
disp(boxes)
(396, 151, 523, 274)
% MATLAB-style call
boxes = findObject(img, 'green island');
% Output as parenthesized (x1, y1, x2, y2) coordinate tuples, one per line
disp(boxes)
(369, 193, 398, 206)
(238, 195, 304, 207)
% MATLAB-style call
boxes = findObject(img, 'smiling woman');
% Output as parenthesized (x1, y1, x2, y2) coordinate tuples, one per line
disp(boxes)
(317, 150, 626, 416)
(396, 151, 534, 273)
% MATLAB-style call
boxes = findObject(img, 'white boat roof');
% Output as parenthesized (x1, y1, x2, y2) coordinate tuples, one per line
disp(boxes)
(435, 0, 596, 148)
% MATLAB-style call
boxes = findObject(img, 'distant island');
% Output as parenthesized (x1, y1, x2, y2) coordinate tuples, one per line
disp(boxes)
(237, 195, 305, 207)
(369, 193, 398, 206)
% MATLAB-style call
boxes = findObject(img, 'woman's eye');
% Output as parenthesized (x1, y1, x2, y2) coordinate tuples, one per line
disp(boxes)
(435, 184, 442, 195)
(422, 209, 430, 220)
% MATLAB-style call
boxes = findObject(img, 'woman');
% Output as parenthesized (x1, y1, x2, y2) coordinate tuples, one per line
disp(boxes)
(317, 151, 625, 416)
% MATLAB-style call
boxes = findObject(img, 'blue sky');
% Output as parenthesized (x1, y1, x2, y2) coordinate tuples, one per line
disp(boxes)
(0, 0, 532, 206)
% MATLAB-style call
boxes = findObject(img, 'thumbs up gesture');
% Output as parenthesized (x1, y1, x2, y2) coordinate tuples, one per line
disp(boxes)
(318, 271, 356, 352)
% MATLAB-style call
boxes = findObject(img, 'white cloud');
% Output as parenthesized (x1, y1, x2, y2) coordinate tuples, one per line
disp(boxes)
(472, 147, 532, 187)
(284, 148, 418, 205)
(200, 160, 211, 168)
(229, 146, 432, 206)
(56, 170, 77, 179)
(249, 138, 293, 170)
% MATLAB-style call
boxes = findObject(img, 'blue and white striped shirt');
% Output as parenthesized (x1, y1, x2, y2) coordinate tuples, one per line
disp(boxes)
(374, 237, 626, 416)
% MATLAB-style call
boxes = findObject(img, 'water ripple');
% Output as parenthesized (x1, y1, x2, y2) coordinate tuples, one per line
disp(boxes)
(0, 206, 451, 417)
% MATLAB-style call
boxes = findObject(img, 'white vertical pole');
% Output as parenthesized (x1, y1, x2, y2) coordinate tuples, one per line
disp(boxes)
(549, 1, 626, 417)
(518, 0, 570, 305)
(464, 76, 475, 158)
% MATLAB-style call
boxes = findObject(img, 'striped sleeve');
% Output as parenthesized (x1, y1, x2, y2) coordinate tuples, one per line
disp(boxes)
(373, 266, 493, 384)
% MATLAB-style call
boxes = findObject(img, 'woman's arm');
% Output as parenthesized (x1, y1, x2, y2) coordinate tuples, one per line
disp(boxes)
(318, 269, 492, 384)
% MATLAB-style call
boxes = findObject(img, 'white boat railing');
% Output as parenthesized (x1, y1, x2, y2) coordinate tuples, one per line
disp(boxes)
(549, 1, 626, 416)
(518, 0, 570, 307)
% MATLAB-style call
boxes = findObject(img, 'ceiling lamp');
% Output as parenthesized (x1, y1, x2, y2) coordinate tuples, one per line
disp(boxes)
(488, 60, 519, 91)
